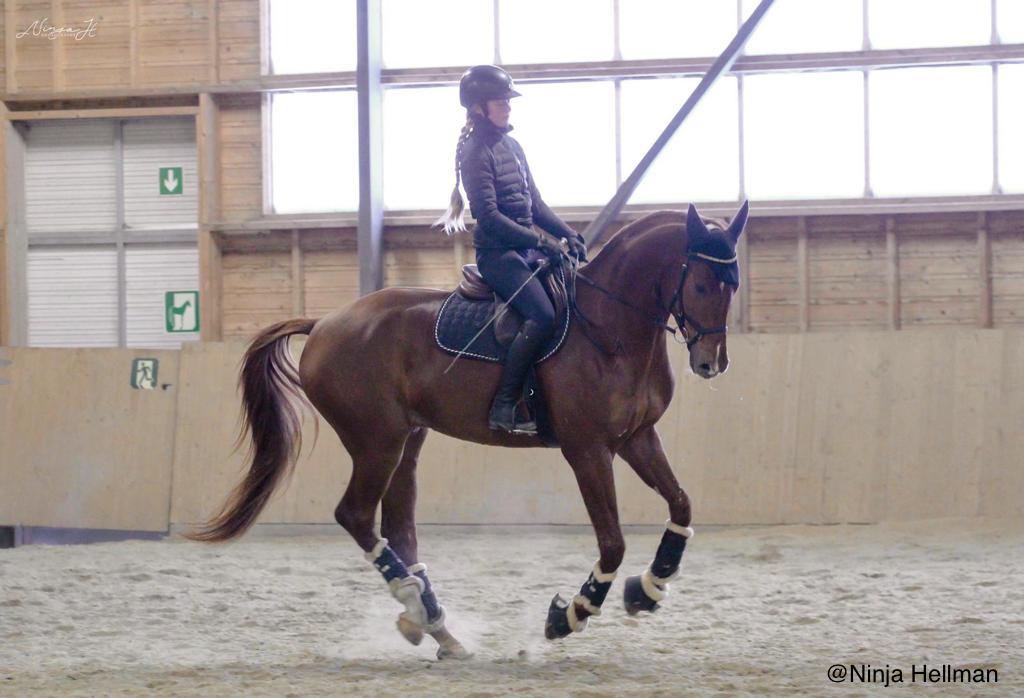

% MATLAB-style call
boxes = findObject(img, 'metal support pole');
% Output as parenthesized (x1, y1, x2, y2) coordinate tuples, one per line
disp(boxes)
(582, 0, 776, 247)
(115, 120, 127, 347)
(356, 0, 384, 296)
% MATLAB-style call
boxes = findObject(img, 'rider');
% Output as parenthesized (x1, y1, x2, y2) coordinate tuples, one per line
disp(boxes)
(436, 64, 587, 435)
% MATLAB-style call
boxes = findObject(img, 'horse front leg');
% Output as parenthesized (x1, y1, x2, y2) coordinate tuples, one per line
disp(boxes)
(545, 445, 624, 640)
(616, 425, 694, 615)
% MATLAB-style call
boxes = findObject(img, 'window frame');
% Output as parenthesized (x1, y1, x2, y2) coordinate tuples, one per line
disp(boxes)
(260, 0, 1024, 220)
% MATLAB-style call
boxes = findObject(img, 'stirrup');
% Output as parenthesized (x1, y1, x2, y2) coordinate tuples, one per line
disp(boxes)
(510, 418, 538, 435)
(488, 399, 537, 435)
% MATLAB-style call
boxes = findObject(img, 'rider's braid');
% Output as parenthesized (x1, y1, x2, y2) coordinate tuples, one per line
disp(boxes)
(434, 113, 474, 235)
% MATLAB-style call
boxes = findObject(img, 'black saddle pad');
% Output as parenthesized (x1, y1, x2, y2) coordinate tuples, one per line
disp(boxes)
(434, 290, 570, 364)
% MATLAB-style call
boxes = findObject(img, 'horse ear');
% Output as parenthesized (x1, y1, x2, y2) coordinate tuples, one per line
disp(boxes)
(727, 200, 749, 242)
(686, 203, 709, 239)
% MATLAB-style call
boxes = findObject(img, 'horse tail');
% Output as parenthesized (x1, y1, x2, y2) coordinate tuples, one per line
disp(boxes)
(185, 317, 319, 542)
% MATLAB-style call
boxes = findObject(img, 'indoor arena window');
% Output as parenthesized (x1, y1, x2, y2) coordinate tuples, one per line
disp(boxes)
(382, 0, 493, 69)
(744, 71, 865, 199)
(998, 64, 1024, 194)
(382, 85, 464, 210)
(270, 0, 356, 74)
(271, 91, 359, 213)
(998, 0, 1024, 43)
(868, 0, 991, 50)
(508, 81, 617, 206)
(498, 0, 614, 64)
(620, 76, 739, 203)
(869, 65, 993, 197)
(742, 0, 863, 54)
(619, 0, 737, 60)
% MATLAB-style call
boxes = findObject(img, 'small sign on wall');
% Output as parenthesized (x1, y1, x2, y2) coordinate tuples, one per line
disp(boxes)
(165, 291, 199, 333)
(159, 166, 183, 196)
(131, 358, 158, 390)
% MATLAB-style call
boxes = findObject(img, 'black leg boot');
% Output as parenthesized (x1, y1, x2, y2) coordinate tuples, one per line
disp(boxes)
(489, 319, 548, 434)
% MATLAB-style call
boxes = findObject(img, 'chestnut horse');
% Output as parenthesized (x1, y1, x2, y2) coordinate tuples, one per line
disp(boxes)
(189, 203, 748, 658)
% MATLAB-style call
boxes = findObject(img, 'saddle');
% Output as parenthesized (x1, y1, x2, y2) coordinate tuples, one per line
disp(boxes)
(455, 263, 568, 347)
(434, 261, 571, 448)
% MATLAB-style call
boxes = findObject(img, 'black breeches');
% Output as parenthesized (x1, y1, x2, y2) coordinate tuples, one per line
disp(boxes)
(476, 248, 556, 335)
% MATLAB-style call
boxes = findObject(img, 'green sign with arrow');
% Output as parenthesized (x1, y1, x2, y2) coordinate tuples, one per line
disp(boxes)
(159, 167, 183, 196)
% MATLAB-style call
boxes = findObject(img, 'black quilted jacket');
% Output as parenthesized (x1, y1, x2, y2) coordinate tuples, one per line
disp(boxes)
(461, 112, 578, 250)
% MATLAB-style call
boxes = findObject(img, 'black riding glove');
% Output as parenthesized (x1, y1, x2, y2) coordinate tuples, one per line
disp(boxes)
(536, 232, 568, 261)
(567, 235, 587, 262)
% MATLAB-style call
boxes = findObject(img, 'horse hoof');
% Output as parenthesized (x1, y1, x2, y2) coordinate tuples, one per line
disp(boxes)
(623, 574, 660, 615)
(544, 594, 575, 640)
(397, 616, 425, 646)
(436, 640, 472, 660)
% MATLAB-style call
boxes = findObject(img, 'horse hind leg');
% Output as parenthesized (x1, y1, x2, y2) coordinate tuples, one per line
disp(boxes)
(334, 425, 469, 660)
(332, 428, 423, 636)
(380, 428, 469, 659)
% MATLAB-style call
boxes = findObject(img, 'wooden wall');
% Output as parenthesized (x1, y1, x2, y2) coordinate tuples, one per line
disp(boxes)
(0, 347, 180, 531)
(218, 93, 261, 224)
(213, 211, 1024, 341)
(3, 331, 1021, 531)
(219, 227, 466, 340)
(1, 0, 260, 96)
(159, 327, 1024, 526)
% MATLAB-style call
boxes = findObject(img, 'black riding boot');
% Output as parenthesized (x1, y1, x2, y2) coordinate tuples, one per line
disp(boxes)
(489, 319, 548, 434)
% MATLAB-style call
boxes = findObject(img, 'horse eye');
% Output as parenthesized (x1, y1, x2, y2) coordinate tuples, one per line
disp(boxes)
(695, 284, 707, 294)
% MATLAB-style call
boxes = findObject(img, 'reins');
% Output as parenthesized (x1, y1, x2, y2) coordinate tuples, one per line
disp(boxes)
(568, 253, 729, 352)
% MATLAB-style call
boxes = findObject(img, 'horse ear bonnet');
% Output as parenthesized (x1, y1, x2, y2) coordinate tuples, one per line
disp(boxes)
(687, 225, 740, 287)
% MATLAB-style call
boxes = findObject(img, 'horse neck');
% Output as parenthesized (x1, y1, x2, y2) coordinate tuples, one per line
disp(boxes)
(578, 217, 690, 345)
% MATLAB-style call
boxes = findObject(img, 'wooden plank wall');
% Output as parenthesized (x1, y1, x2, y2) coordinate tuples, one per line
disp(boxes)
(218, 0, 261, 82)
(807, 216, 888, 331)
(897, 213, 979, 327)
(741, 211, 1024, 334)
(167, 330, 1024, 527)
(217, 93, 261, 224)
(214, 212, 1024, 342)
(991, 214, 1024, 326)
(1, 0, 259, 97)
(219, 227, 465, 340)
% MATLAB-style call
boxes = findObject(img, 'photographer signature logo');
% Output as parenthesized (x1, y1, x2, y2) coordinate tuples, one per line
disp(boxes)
(16, 17, 98, 41)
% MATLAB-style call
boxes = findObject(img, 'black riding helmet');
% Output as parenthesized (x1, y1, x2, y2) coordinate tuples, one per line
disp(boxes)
(459, 65, 522, 108)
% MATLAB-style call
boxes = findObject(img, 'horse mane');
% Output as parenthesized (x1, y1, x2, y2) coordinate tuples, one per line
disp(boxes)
(587, 208, 731, 268)
(588, 210, 685, 265)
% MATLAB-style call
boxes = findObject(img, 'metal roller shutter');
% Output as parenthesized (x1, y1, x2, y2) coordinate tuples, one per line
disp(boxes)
(27, 247, 119, 347)
(24, 120, 118, 234)
(126, 245, 201, 348)
(123, 117, 198, 230)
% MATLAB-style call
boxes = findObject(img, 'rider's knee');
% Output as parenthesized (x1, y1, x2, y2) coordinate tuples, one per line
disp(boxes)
(528, 307, 556, 337)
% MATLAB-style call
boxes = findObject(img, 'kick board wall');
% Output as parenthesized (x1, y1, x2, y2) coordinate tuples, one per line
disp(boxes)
(0, 347, 179, 531)
(167, 329, 1024, 528)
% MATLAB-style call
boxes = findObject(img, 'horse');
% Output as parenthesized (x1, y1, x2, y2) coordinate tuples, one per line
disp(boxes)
(187, 202, 749, 658)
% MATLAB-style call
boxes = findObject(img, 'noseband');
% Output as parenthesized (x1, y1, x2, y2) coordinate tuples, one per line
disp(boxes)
(661, 254, 729, 349)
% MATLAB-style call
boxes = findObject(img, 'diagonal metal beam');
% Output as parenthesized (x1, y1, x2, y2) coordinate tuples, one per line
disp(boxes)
(583, 0, 777, 247)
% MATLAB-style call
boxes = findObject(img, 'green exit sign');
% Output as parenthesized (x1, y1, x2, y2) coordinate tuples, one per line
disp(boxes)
(159, 167, 183, 195)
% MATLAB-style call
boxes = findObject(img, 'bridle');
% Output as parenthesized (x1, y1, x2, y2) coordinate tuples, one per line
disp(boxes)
(661, 253, 731, 349)
(569, 250, 732, 353)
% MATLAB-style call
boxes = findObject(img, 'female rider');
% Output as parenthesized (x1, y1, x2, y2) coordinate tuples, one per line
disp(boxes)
(437, 65, 586, 435)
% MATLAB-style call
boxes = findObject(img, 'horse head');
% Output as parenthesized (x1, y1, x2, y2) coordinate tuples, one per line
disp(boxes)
(671, 201, 748, 379)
